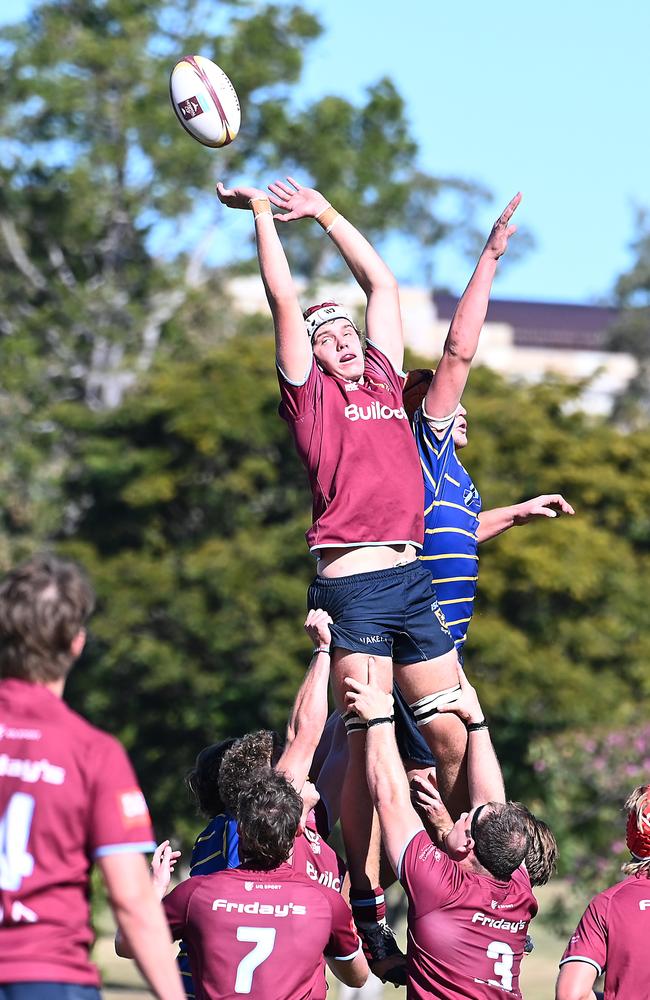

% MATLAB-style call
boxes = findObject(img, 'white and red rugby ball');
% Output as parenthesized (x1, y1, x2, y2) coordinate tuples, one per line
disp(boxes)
(169, 55, 241, 148)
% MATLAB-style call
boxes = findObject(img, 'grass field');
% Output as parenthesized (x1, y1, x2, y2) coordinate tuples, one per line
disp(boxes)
(97, 881, 601, 1000)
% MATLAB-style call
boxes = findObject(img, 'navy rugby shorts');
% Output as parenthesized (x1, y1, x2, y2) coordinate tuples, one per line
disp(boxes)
(307, 559, 453, 664)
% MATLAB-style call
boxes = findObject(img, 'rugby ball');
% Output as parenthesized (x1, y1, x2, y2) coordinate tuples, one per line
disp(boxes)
(169, 55, 241, 148)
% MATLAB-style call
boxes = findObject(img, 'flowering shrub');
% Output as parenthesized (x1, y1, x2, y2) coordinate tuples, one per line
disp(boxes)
(529, 722, 650, 895)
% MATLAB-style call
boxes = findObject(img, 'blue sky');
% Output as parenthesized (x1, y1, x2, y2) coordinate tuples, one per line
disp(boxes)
(3, 0, 648, 304)
(298, 0, 649, 303)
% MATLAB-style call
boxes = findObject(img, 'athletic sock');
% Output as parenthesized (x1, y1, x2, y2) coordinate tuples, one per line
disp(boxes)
(350, 885, 386, 926)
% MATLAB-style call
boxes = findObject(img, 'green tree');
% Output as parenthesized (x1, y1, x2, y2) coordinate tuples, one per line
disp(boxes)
(608, 207, 650, 421)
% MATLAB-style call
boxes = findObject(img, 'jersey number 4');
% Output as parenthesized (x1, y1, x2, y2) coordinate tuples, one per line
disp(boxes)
(0, 793, 36, 892)
(235, 926, 277, 994)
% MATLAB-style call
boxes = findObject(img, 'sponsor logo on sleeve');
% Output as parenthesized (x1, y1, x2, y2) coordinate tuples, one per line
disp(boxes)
(118, 789, 150, 827)
(304, 827, 322, 855)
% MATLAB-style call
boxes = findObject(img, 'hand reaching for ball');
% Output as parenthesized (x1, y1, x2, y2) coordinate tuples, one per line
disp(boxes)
(267, 177, 330, 223)
(216, 181, 269, 210)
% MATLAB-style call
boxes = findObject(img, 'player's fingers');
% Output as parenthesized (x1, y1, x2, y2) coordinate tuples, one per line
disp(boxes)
(506, 224, 518, 238)
(539, 507, 557, 517)
(275, 180, 295, 197)
(286, 176, 302, 190)
(501, 191, 522, 220)
(268, 184, 289, 201)
(344, 675, 364, 693)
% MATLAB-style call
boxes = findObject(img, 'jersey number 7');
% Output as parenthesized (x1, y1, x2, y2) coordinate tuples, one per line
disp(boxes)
(234, 926, 277, 994)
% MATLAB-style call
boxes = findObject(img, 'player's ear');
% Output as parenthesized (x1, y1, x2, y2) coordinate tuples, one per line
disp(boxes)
(70, 628, 86, 660)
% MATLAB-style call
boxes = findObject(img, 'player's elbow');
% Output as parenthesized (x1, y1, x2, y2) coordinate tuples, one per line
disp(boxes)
(331, 954, 369, 988)
(444, 330, 476, 364)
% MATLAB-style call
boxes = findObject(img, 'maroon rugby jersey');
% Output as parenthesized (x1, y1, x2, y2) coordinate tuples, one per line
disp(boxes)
(163, 863, 361, 999)
(0, 678, 156, 986)
(278, 343, 424, 552)
(292, 814, 346, 894)
(399, 830, 537, 1000)
(560, 874, 650, 998)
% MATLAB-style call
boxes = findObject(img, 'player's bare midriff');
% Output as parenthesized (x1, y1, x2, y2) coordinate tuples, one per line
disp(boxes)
(316, 543, 417, 578)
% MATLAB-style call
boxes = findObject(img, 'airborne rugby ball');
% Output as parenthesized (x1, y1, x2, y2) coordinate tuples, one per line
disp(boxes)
(170, 55, 240, 148)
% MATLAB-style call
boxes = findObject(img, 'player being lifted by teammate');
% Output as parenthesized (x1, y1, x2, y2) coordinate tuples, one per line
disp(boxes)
(217, 175, 465, 981)
(346, 657, 557, 1000)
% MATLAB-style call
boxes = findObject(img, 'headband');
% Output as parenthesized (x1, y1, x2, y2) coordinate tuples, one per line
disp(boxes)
(303, 302, 358, 341)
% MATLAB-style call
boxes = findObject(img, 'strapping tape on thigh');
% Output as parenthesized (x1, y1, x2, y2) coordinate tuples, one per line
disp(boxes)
(409, 684, 462, 727)
(342, 710, 367, 735)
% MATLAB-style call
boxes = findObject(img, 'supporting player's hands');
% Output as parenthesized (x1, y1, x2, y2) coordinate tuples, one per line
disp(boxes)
(437, 662, 484, 726)
(512, 494, 575, 525)
(304, 608, 333, 650)
(483, 192, 521, 260)
(267, 177, 330, 223)
(344, 656, 394, 722)
(216, 181, 269, 210)
(410, 772, 454, 847)
(150, 839, 181, 900)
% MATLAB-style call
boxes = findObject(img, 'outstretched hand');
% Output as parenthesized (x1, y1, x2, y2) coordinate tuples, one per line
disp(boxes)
(151, 840, 181, 898)
(267, 177, 330, 223)
(483, 192, 522, 260)
(437, 661, 484, 726)
(513, 494, 575, 524)
(216, 181, 269, 211)
(344, 657, 393, 722)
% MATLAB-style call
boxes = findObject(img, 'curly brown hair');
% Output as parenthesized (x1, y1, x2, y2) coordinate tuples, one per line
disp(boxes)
(237, 768, 302, 870)
(218, 730, 284, 816)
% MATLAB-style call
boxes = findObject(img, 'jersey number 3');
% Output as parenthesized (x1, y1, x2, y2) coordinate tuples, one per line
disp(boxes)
(0, 793, 35, 892)
(487, 940, 514, 991)
(235, 926, 277, 994)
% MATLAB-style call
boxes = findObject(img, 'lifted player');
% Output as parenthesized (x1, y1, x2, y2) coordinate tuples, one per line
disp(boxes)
(396, 193, 574, 768)
(556, 784, 650, 1000)
(345, 657, 556, 1000)
(119, 769, 368, 999)
(217, 176, 464, 981)
(0, 555, 184, 1000)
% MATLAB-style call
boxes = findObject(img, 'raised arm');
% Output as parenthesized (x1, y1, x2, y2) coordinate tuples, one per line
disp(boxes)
(425, 193, 521, 423)
(477, 494, 575, 543)
(268, 177, 404, 371)
(216, 181, 310, 382)
(437, 664, 505, 806)
(275, 610, 333, 792)
(344, 658, 423, 874)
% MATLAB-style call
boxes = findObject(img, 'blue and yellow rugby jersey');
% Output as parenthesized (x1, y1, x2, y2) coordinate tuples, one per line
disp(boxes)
(177, 812, 239, 997)
(412, 407, 482, 656)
